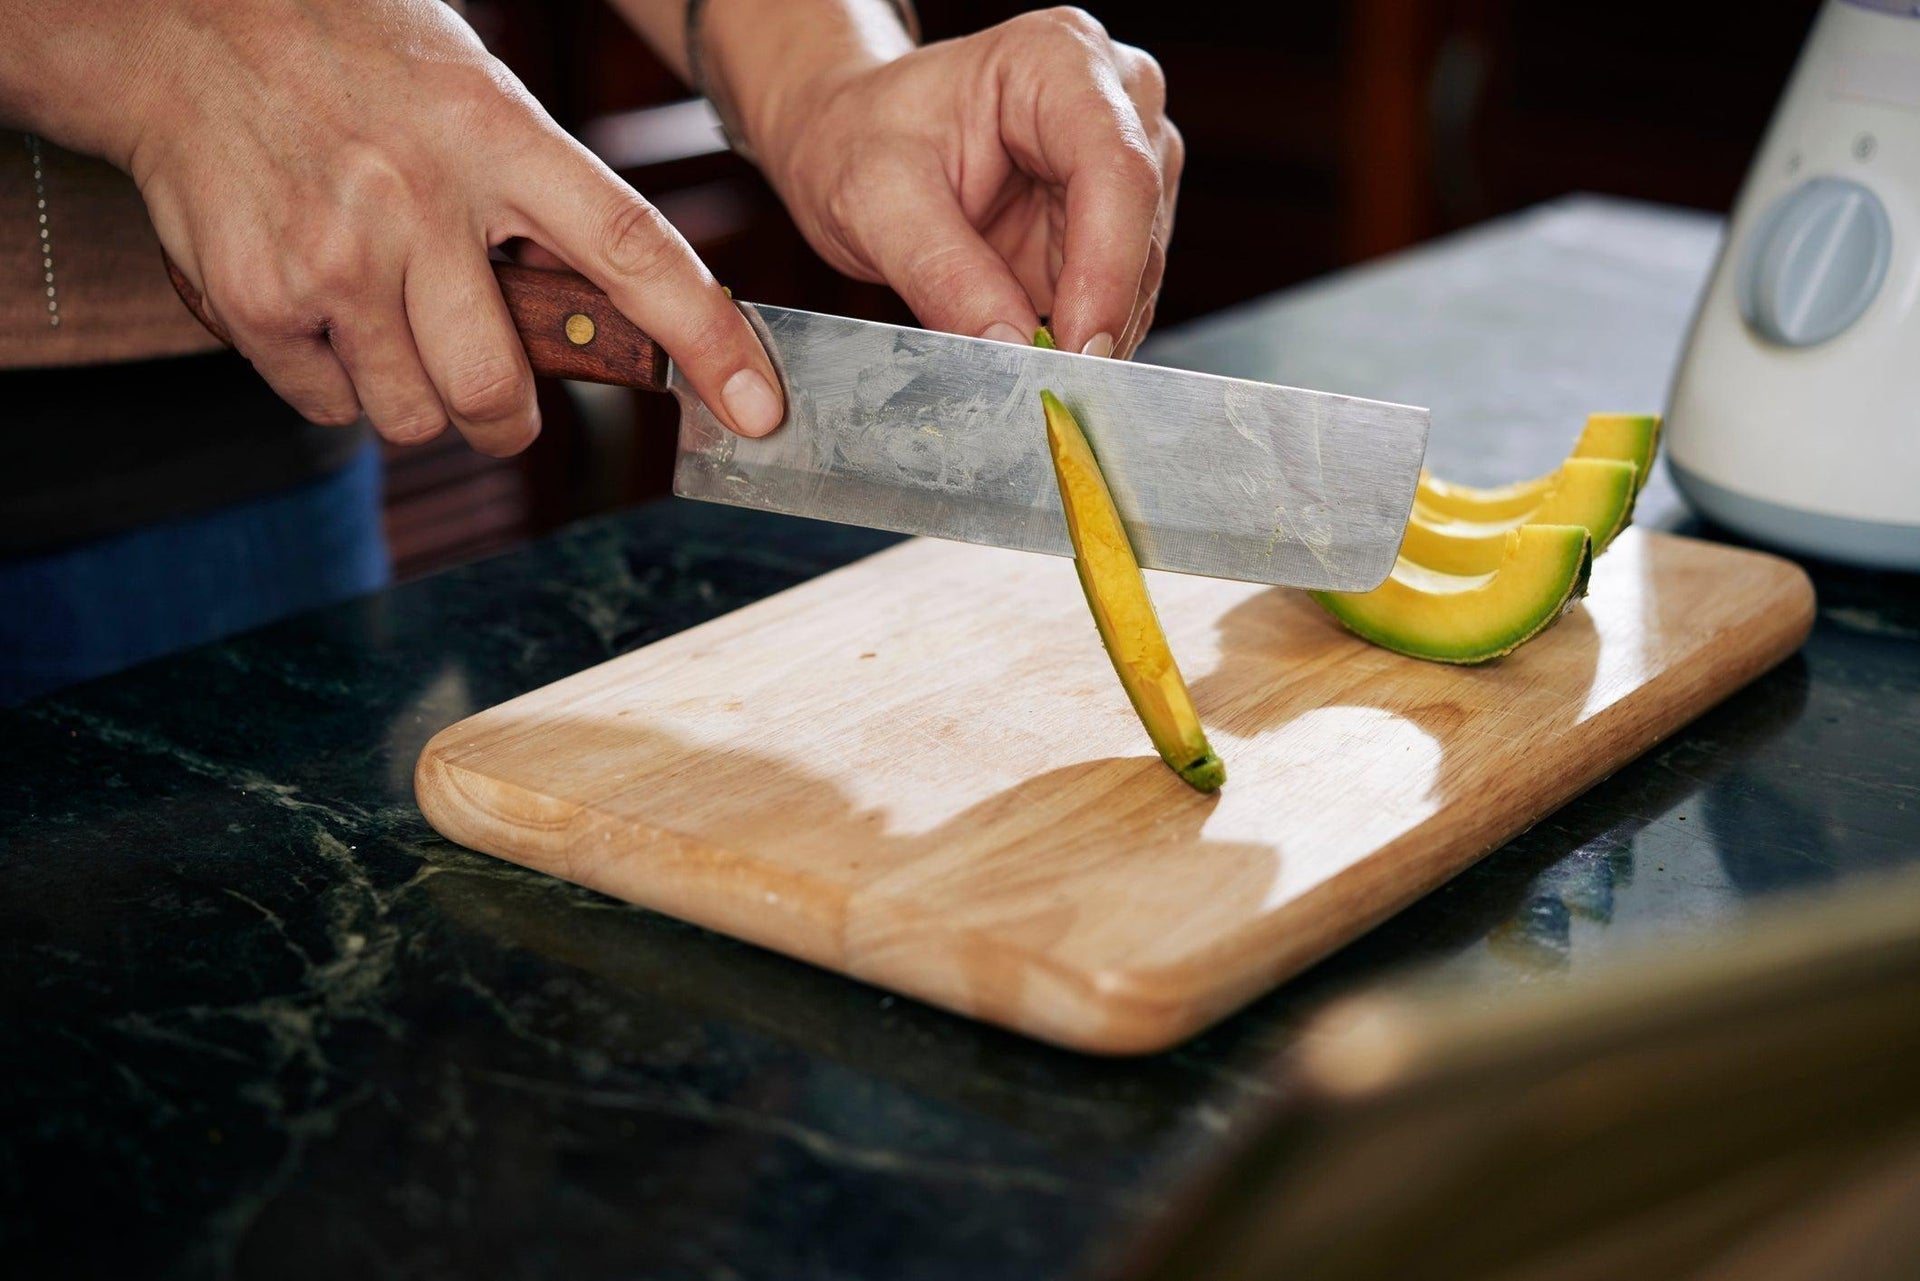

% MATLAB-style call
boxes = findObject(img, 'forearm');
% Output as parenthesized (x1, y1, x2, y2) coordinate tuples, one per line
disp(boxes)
(607, 0, 914, 171)
(602, 0, 698, 82)
(2, 0, 473, 163)
(0, 0, 169, 161)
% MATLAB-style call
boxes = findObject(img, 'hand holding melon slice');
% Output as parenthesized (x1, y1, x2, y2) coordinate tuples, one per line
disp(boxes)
(1313, 413, 1661, 665)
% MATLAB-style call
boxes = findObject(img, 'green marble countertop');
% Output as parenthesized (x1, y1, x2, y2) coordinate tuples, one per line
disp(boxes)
(4, 197, 1916, 1280)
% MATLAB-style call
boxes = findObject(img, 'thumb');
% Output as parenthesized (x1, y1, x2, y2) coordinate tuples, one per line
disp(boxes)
(863, 186, 1040, 345)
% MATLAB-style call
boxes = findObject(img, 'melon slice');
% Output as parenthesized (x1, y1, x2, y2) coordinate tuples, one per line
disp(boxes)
(1399, 458, 1638, 576)
(1042, 387, 1225, 792)
(1417, 413, 1661, 522)
(1311, 525, 1594, 665)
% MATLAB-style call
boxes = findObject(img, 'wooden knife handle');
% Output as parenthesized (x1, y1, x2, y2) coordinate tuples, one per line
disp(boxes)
(164, 255, 670, 393)
(490, 262, 669, 391)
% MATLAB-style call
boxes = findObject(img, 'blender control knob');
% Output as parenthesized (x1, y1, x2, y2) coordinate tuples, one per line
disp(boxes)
(1738, 177, 1892, 348)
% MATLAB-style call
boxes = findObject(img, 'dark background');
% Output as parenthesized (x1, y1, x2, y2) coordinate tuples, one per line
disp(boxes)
(387, 0, 1824, 579)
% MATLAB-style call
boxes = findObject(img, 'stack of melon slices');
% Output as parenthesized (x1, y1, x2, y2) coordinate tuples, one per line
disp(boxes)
(1312, 413, 1662, 664)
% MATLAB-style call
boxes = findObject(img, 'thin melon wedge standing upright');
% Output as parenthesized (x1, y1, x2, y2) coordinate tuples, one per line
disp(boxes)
(1040, 385, 1225, 793)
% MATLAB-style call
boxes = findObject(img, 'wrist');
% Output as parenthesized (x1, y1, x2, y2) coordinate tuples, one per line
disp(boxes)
(0, 4, 179, 170)
(696, 0, 914, 182)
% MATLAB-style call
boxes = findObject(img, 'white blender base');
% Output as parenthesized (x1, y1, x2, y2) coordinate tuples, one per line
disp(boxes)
(1672, 462, 1920, 572)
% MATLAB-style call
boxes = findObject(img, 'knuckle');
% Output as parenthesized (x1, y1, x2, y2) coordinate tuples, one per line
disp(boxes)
(212, 266, 304, 340)
(1141, 51, 1167, 93)
(1117, 142, 1164, 200)
(444, 351, 530, 425)
(596, 194, 682, 282)
(822, 181, 860, 248)
(372, 404, 450, 446)
(224, 287, 294, 338)
(336, 144, 413, 211)
(1129, 49, 1168, 100)
(823, 158, 877, 236)
(290, 228, 371, 305)
(304, 400, 364, 429)
(674, 308, 750, 374)
(437, 55, 539, 129)
(1043, 6, 1106, 40)
(903, 245, 982, 309)
(1161, 120, 1186, 178)
(469, 413, 542, 459)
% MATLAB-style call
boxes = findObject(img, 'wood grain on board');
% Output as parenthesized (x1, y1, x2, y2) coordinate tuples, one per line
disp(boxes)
(416, 528, 1815, 1054)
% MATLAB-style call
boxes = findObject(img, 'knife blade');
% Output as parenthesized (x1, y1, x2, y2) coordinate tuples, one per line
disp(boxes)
(670, 305, 1427, 590)
(168, 258, 1429, 590)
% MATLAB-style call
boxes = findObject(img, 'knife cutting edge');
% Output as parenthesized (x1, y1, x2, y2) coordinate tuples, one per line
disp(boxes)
(166, 258, 1430, 591)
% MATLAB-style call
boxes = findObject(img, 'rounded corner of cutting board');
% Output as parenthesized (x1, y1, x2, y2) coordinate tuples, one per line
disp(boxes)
(413, 738, 477, 849)
(1633, 529, 1820, 662)
(1775, 557, 1820, 649)
(1038, 1017, 1208, 1058)
(988, 973, 1224, 1058)
(413, 718, 564, 859)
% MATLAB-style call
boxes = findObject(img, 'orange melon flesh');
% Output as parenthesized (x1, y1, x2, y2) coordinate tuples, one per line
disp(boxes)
(1398, 458, 1639, 576)
(1041, 388, 1224, 792)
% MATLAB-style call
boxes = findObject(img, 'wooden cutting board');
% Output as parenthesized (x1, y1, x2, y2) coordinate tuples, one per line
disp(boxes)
(417, 528, 1814, 1054)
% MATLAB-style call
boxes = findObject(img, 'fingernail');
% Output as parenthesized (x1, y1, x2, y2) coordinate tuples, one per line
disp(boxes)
(1081, 332, 1116, 359)
(722, 368, 782, 437)
(981, 323, 1027, 346)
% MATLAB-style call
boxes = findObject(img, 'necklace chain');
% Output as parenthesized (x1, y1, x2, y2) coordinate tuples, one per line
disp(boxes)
(25, 133, 59, 329)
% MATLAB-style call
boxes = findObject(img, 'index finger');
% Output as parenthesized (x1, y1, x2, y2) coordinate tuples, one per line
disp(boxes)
(511, 140, 784, 438)
(1041, 98, 1162, 358)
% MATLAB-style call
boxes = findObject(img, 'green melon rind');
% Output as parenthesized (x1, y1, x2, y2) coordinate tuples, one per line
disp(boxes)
(1591, 460, 1641, 553)
(1177, 753, 1228, 792)
(1599, 413, 1663, 496)
(1309, 528, 1594, 666)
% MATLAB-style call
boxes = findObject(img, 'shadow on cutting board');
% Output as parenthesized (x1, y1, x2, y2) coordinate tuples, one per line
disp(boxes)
(1187, 585, 1602, 809)
(417, 720, 1275, 1142)
(420, 710, 1280, 1047)
(416, 551, 1626, 1056)
(405, 561, 1818, 1163)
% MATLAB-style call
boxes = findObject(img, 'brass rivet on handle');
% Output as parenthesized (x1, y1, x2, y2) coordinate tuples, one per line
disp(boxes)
(564, 313, 596, 346)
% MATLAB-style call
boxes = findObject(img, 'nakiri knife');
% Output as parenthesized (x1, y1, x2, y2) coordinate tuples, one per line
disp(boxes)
(167, 259, 1429, 591)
